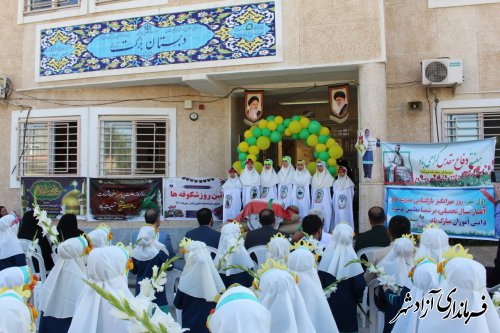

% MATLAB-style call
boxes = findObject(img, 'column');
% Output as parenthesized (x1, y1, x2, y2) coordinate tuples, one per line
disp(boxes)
(358, 62, 387, 232)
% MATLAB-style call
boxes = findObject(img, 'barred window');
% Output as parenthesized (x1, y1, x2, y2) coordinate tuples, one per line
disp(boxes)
(24, 0, 80, 14)
(17, 120, 79, 176)
(444, 111, 500, 171)
(99, 119, 168, 176)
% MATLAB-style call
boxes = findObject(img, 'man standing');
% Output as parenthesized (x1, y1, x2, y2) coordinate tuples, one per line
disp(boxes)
(292, 159, 312, 218)
(222, 168, 242, 223)
(332, 166, 355, 229)
(244, 209, 288, 249)
(354, 206, 391, 253)
(240, 159, 260, 206)
(138, 208, 175, 257)
(310, 161, 334, 232)
(185, 208, 221, 249)
(277, 156, 295, 208)
(260, 159, 279, 200)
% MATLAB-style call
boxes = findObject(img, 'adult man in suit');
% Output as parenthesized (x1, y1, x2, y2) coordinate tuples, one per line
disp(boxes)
(185, 208, 221, 249)
(354, 206, 391, 253)
(244, 208, 288, 249)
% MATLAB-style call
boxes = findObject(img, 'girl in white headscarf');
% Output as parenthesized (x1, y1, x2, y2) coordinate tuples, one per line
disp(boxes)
(207, 285, 271, 333)
(267, 233, 291, 265)
(376, 237, 415, 333)
(332, 166, 355, 229)
(222, 168, 243, 222)
(174, 240, 225, 333)
(278, 156, 296, 208)
(415, 226, 449, 262)
(418, 257, 500, 332)
(38, 236, 88, 333)
(239, 159, 261, 206)
(391, 258, 439, 333)
(292, 159, 312, 218)
(68, 246, 133, 333)
(310, 161, 334, 232)
(0, 214, 26, 270)
(288, 245, 339, 333)
(0, 265, 31, 289)
(260, 159, 279, 200)
(318, 223, 365, 333)
(87, 224, 112, 248)
(131, 226, 171, 313)
(0, 289, 33, 333)
(258, 268, 316, 333)
(214, 223, 254, 288)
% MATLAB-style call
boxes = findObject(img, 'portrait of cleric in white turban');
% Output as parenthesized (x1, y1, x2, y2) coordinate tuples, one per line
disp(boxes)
(244, 91, 264, 123)
(329, 85, 350, 122)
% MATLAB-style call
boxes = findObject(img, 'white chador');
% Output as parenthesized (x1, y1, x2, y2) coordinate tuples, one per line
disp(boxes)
(222, 168, 243, 222)
(277, 156, 295, 208)
(332, 167, 355, 229)
(240, 160, 261, 207)
(310, 162, 334, 232)
(260, 160, 279, 201)
(292, 161, 312, 218)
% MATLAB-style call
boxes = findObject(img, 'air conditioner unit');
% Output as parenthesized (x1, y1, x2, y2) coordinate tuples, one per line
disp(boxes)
(421, 59, 463, 87)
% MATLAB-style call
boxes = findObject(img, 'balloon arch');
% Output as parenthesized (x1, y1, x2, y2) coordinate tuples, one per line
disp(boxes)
(234, 115, 344, 176)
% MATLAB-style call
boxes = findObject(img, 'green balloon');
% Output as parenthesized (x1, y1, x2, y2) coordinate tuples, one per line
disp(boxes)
(277, 124, 285, 133)
(239, 152, 248, 162)
(328, 165, 337, 176)
(262, 128, 272, 137)
(308, 120, 321, 134)
(319, 151, 329, 161)
(266, 115, 275, 122)
(284, 119, 291, 127)
(252, 127, 262, 137)
(237, 146, 241, 153)
(313, 151, 320, 158)
(270, 131, 282, 143)
(318, 135, 328, 144)
(247, 136, 257, 146)
(292, 134, 299, 139)
(299, 128, 310, 140)
(292, 115, 301, 121)
(240, 161, 246, 169)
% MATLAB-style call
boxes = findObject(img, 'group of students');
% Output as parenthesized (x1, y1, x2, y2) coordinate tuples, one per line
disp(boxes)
(1, 204, 500, 332)
(223, 157, 355, 232)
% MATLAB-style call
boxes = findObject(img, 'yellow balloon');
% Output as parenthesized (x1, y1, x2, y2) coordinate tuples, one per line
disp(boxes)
(275, 116, 284, 125)
(307, 162, 317, 176)
(327, 158, 337, 167)
(289, 121, 302, 134)
(319, 127, 330, 136)
(328, 145, 344, 159)
(300, 117, 310, 128)
(256, 136, 271, 150)
(267, 121, 277, 131)
(247, 154, 257, 162)
(326, 138, 336, 148)
(254, 161, 263, 173)
(238, 141, 249, 153)
(248, 145, 260, 156)
(244, 130, 253, 139)
(306, 134, 318, 147)
(315, 143, 326, 152)
(284, 128, 292, 136)
(233, 161, 243, 173)
(258, 119, 268, 129)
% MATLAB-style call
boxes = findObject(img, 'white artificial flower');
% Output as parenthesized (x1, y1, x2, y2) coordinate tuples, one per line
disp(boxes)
(377, 274, 396, 287)
(128, 296, 151, 317)
(151, 265, 159, 278)
(150, 307, 187, 333)
(110, 306, 130, 320)
(138, 278, 156, 301)
(33, 206, 41, 216)
(493, 291, 500, 307)
(324, 286, 337, 298)
(38, 210, 48, 222)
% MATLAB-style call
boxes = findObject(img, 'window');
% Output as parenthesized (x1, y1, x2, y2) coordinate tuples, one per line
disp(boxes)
(444, 112, 500, 171)
(17, 120, 79, 176)
(24, 0, 80, 14)
(99, 119, 168, 176)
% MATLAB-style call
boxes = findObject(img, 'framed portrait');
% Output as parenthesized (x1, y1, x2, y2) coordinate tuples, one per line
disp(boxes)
(244, 90, 264, 123)
(329, 84, 350, 123)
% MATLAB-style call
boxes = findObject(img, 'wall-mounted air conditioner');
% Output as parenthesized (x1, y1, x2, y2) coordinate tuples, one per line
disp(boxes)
(421, 59, 463, 87)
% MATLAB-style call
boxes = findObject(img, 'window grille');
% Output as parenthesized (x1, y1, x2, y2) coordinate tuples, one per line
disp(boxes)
(444, 111, 500, 171)
(24, 0, 80, 14)
(99, 120, 168, 176)
(17, 120, 79, 176)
